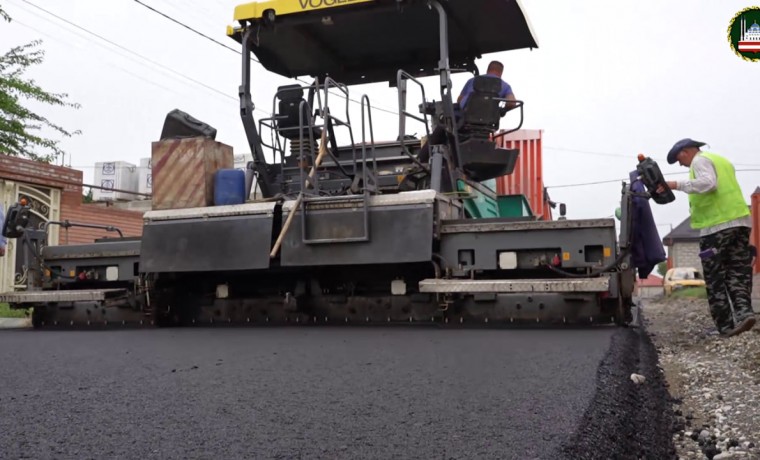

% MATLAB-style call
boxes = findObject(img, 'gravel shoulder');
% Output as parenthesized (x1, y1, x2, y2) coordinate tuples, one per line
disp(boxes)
(645, 294, 760, 460)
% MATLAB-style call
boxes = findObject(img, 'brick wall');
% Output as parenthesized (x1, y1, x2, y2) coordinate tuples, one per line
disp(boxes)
(671, 242, 702, 272)
(0, 155, 82, 195)
(1, 154, 144, 245)
(58, 204, 144, 245)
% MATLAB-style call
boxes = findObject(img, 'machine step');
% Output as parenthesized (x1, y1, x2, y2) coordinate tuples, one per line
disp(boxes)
(0, 289, 129, 304)
(418, 278, 610, 293)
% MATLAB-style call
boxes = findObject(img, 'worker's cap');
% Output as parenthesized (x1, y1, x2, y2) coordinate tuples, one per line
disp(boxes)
(667, 138, 706, 164)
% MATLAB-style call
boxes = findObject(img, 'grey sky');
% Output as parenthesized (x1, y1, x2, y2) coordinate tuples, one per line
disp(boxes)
(1, 0, 759, 241)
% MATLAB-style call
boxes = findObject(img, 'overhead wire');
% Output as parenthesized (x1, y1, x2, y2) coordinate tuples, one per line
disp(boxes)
(130, 0, 403, 118)
(544, 145, 760, 168)
(133, 0, 242, 54)
(13, 0, 271, 116)
(547, 169, 760, 189)
(10, 18, 188, 97)
(12, 1, 760, 181)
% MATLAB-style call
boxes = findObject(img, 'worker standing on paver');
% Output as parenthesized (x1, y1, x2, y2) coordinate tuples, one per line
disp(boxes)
(658, 138, 756, 337)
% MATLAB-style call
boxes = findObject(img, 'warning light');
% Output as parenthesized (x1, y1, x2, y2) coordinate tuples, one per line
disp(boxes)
(551, 254, 561, 267)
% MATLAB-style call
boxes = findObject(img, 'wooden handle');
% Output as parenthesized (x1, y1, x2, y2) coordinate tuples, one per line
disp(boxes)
(269, 130, 328, 258)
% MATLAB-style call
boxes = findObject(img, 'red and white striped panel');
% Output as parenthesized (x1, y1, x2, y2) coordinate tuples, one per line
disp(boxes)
(738, 41, 760, 53)
(151, 138, 233, 210)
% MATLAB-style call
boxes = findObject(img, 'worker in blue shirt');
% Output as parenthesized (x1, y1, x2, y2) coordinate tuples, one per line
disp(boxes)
(418, 60, 516, 163)
(457, 60, 516, 109)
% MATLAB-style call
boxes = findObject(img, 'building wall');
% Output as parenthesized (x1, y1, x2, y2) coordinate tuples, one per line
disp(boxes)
(0, 155, 82, 195)
(0, 154, 145, 245)
(637, 285, 664, 299)
(0, 154, 145, 292)
(58, 204, 144, 245)
(671, 242, 702, 272)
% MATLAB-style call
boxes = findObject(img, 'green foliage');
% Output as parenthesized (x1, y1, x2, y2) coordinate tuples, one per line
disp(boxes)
(0, 6, 80, 163)
(671, 287, 707, 299)
(82, 188, 93, 203)
(656, 261, 668, 277)
(0, 302, 28, 318)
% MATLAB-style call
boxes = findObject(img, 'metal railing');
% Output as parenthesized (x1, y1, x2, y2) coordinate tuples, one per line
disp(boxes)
(397, 69, 431, 170)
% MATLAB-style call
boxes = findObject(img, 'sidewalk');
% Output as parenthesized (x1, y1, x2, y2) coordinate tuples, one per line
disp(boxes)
(0, 318, 31, 329)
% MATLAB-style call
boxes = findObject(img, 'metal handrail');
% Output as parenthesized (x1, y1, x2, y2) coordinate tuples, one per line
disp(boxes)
(491, 100, 526, 140)
(322, 77, 358, 178)
(44, 220, 124, 238)
(360, 94, 379, 192)
(396, 69, 431, 170)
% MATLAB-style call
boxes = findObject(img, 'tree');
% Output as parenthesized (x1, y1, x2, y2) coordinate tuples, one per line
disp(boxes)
(656, 261, 668, 277)
(0, 6, 80, 163)
(82, 188, 93, 203)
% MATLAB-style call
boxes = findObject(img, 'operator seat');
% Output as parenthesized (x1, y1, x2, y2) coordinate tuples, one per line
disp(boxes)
(458, 76, 503, 139)
(276, 85, 323, 166)
(276, 85, 321, 142)
(455, 75, 519, 182)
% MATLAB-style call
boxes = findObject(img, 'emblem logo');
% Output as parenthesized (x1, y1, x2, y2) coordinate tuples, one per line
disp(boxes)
(728, 7, 760, 61)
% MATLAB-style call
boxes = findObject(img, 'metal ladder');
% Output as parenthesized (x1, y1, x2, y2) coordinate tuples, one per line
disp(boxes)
(265, 79, 377, 244)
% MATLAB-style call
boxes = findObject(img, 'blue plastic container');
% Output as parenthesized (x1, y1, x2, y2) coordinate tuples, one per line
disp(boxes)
(214, 169, 246, 205)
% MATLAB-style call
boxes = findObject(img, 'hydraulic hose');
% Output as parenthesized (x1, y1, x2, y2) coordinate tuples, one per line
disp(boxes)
(544, 249, 631, 279)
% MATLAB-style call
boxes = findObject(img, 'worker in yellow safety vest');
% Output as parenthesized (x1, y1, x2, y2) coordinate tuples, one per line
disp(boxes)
(658, 138, 755, 337)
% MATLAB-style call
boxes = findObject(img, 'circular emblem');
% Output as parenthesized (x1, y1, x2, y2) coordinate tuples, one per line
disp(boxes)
(102, 162, 116, 174)
(728, 7, 760, 62)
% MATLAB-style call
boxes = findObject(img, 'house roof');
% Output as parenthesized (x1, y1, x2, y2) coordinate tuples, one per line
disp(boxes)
(662, 201, 755, 246)
(662, 216, 700, 246)
(637, 275, 663, 287)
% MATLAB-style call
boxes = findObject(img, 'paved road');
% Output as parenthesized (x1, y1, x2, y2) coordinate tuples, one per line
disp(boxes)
(0, 327, 623, 459)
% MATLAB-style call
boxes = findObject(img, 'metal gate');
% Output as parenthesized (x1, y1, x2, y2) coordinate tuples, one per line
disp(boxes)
(0, 180, 61, 293)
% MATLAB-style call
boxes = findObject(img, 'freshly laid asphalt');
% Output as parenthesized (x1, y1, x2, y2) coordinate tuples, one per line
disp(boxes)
(0, 326, 674, 459)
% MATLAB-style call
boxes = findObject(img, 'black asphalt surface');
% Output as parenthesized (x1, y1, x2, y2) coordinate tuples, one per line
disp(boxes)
(0, 326, 673, 459)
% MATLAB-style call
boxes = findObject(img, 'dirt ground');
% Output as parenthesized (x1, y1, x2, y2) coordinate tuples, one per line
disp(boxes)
(645, 290, 760, 460)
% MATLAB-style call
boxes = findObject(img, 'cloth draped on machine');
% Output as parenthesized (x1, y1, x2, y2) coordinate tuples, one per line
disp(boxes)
(628, 171, 667, 278)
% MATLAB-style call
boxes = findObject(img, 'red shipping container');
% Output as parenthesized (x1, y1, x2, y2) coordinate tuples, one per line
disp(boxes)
(495, 129, 552, 220)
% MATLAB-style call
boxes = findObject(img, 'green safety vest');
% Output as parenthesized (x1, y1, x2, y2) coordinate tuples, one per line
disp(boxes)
(688, 152, 749, 229)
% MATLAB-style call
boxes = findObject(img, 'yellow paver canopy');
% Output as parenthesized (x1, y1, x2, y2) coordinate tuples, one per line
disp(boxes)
(228, 0, 538, 85)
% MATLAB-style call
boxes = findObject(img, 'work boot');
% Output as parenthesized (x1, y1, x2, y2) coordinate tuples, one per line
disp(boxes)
(727, 315, 756, 338)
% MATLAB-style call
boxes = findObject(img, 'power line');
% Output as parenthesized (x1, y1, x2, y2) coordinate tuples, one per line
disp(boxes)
(15, 0, 258, 111)
(548, 171, 690, 189)
(18, 0, 759, 179)
(543, 146, 638, 160)
(11, 18, 187, 97)
(547, 169, 760, 189)
(544, 145, 760, 168)
(133, 0, 242, 55)
(130, 0, 403, 118)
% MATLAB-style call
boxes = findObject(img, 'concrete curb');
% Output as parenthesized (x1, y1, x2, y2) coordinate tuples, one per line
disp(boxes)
(0, 318, 32, 329)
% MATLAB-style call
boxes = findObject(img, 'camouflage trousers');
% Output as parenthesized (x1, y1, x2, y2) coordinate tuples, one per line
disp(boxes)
(699, 226, 755, 333)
